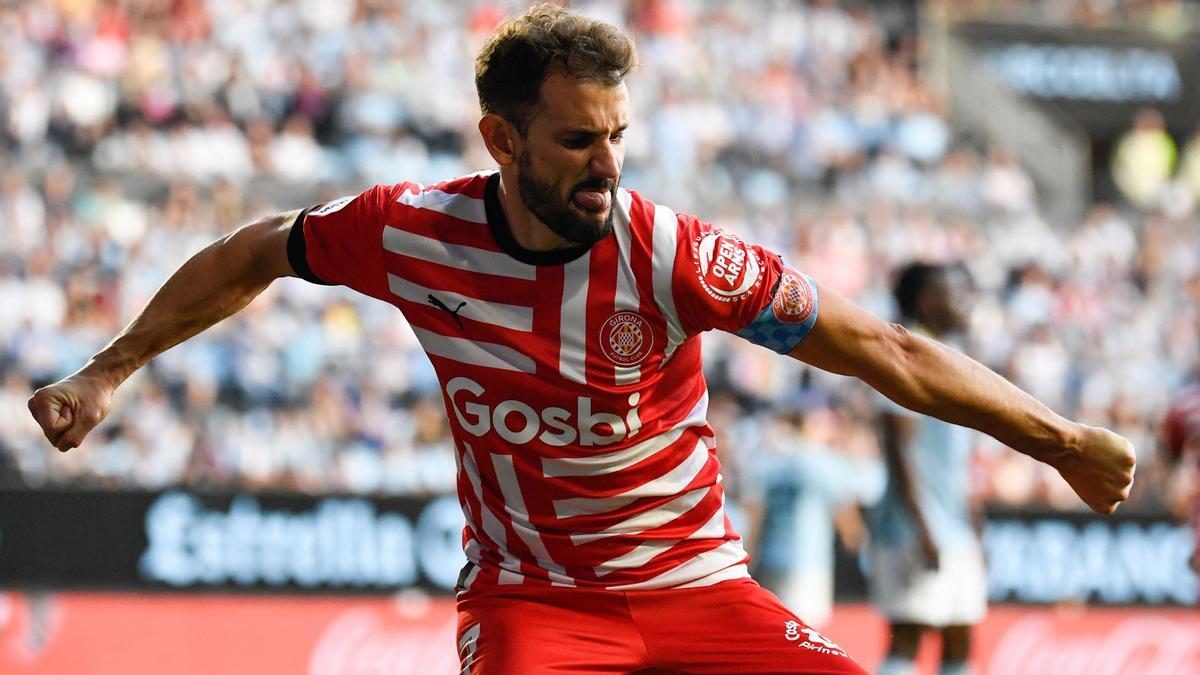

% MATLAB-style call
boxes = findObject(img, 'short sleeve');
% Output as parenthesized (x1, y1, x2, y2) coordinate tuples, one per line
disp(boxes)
(671, 213, 819, 354)
(288, 183, 408, 301)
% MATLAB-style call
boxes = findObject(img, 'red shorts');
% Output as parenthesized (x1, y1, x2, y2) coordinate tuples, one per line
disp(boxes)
(456, 578, 866, 674)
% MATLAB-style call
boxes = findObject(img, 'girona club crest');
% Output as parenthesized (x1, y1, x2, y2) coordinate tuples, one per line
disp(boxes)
(599, 311, 653, 366)
(772, 273, 815, 324)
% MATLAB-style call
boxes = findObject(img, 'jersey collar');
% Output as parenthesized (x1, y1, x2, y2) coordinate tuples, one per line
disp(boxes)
(485, 173, 592, 267)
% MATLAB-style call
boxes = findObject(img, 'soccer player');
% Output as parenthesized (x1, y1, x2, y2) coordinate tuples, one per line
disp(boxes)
(1163, 380, 1200, 575)
(747, 399, 879, 631)
(867, 263, 983, 675)
(28, 5, 1135, 673)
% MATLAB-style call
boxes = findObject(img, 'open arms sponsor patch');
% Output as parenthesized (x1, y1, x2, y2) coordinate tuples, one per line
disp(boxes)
(692, 231, 764, 303)
(672, 214, 820, 353)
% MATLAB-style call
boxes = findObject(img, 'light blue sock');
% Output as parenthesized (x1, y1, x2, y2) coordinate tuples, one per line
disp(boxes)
(939, 661, 973, 675)
(877, 656, 914, 675)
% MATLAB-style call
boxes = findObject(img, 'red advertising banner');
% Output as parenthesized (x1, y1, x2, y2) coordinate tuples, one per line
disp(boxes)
(824, 605, 1200, 675)
(1, 592, 1197, 674)
(0, 592, 461, 675)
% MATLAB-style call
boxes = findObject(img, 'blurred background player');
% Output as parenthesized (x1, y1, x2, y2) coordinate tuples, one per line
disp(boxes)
(1163, 376, 1200, 576)
(745, 393, 883, 629)
(868, 263, 985, 675)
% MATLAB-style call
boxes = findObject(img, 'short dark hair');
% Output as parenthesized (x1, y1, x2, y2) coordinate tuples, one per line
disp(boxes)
(893, 263, 942, 323)
(474, 3, 637, 134)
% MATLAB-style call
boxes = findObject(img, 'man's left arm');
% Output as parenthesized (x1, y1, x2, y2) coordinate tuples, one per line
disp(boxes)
(665, 214, 1132, 513)
(787, 282, 1135, 515)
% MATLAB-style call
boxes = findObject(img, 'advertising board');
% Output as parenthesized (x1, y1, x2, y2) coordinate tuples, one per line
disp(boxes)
(2, 592, 1196, 674)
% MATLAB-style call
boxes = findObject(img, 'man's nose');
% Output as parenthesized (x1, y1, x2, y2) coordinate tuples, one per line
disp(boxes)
(591, 141, 621, 180)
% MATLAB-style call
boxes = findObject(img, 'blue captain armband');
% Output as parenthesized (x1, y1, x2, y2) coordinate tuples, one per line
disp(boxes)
(734, 269, 819, 354)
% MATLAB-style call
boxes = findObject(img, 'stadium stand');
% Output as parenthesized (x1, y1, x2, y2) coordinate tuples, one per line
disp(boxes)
(1, 0, 1195, 517)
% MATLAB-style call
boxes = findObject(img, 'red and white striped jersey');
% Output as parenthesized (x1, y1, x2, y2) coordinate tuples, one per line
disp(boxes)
(291, 171, 819, 590)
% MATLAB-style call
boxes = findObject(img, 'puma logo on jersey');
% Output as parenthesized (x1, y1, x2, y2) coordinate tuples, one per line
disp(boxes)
(428, 294, 467, 328)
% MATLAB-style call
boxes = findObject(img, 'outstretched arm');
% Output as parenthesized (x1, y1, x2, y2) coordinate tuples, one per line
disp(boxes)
(788, 282, 1135, 514)
(28, 209, 302, 452)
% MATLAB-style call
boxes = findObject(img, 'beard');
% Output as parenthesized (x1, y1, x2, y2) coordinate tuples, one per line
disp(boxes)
(517, 148, 616, 248)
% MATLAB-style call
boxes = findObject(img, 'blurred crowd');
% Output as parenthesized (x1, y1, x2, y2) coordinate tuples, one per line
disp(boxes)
(1, 0, 1197, 519)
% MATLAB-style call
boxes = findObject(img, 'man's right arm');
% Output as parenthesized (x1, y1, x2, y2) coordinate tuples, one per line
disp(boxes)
(28, 209, 303, 452)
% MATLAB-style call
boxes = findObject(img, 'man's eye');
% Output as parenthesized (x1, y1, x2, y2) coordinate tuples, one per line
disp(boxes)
(610, 133, 624, 143)
(562, 137, 590, 149)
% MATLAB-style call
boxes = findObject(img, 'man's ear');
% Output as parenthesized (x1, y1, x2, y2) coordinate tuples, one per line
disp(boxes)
(479, 114, 519, 166)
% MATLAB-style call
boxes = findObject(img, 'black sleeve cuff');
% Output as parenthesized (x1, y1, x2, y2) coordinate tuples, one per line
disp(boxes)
(287, 207, 334, 285)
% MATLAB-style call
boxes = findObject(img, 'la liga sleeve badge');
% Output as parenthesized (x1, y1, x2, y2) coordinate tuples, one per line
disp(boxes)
(772, 272, 815, 324)
(733, 269, 820, 354)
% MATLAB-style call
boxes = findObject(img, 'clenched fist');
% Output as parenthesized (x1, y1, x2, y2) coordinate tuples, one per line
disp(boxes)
(27, 373, 115, 453)
(1052, 425, 1137, 514)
